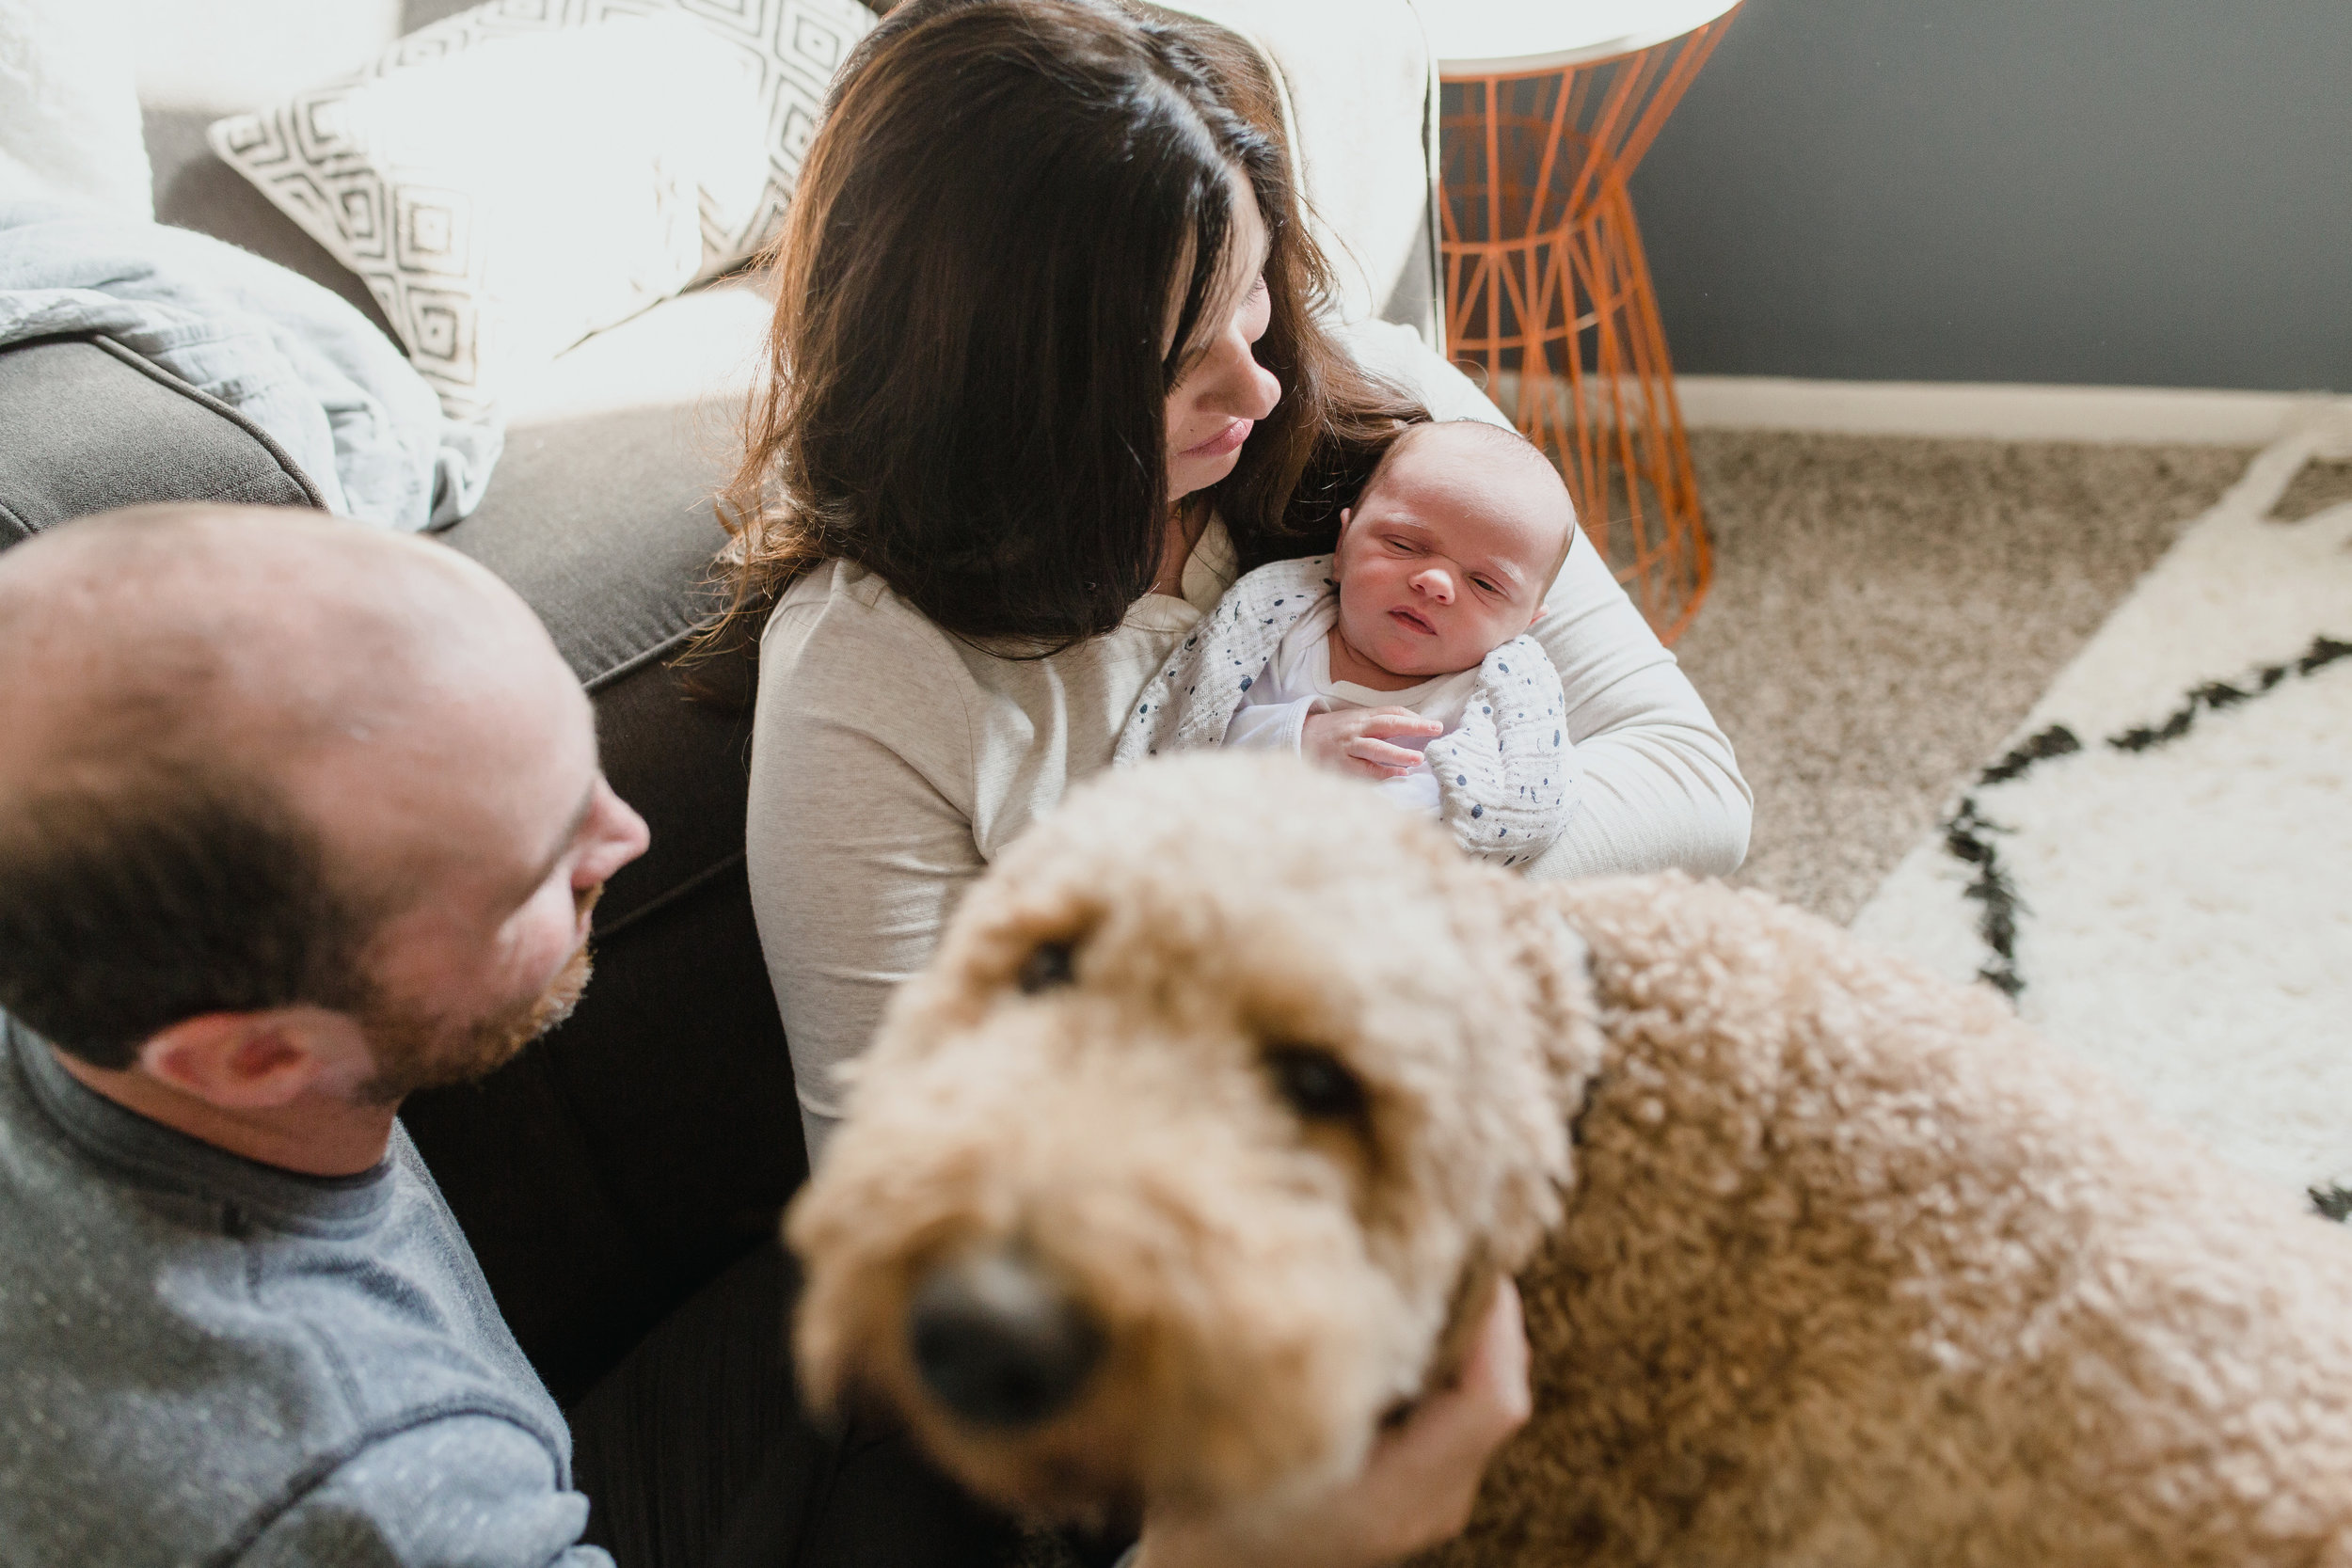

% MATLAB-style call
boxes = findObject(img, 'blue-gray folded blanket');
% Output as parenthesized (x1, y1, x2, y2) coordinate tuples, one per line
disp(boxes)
(0, 201, 498, 530)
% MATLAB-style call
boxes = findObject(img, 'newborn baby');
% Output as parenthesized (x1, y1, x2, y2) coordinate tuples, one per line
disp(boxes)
(1117, 420, 1579, 864)
(1224, 420, 1576, 813)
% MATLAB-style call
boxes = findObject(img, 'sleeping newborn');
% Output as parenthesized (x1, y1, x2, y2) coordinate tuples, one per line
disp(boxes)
(1117, 420, 1579, 864)
(1223, 419, 1575, 813)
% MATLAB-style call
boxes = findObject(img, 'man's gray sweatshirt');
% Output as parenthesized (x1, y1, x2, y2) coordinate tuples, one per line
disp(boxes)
(0, 1014, 610, 1566)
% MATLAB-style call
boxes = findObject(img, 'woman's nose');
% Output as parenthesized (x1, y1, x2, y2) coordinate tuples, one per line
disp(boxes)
(1237, 354, 1280, 420)
(1208, 333, 1281, 421)
(1411, 565, 1454, 604)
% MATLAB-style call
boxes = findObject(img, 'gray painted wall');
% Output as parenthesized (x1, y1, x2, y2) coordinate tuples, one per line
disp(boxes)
(1626, 0, 2352, 391)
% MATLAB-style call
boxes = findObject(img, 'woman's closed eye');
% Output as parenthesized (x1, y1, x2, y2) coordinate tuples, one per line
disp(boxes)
(1242, 275, 1270, 339)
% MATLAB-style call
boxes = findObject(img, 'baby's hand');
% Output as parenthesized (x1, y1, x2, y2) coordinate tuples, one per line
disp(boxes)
(1303, 707, 1444, 780)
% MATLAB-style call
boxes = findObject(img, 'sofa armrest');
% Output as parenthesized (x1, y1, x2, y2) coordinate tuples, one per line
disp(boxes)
(0, 333, 320, 543)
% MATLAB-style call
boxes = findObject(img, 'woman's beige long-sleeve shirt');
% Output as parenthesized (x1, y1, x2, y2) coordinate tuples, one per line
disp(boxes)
(747, 325, 1752, 1156)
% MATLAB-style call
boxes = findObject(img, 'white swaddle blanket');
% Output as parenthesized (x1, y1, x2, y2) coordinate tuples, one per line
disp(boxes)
(1112, 556, 1574, 865)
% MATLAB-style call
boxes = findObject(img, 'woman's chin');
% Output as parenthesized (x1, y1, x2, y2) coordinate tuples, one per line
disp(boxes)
(1169, 449, 1245, 501)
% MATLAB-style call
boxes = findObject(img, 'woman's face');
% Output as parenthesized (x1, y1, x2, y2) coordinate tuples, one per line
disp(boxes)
(1164, 171, 1281, 504)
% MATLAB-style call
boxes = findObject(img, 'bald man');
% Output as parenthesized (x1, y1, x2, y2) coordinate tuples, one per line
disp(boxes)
(0, 504, 649, 1564)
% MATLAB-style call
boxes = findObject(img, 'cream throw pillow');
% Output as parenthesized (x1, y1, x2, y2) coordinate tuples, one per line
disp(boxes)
(207, 0, 872, 422)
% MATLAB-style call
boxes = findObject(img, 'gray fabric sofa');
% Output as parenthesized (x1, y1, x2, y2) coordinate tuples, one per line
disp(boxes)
(7, 0, 1450, 1456)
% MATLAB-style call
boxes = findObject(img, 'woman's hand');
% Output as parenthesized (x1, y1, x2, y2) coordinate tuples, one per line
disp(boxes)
(1135, 1279, 1532, 1568)
(1301, 707, 1444, 781)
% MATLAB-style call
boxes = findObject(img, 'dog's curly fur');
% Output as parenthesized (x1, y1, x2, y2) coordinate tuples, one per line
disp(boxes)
(789, 753, 2352, 1564)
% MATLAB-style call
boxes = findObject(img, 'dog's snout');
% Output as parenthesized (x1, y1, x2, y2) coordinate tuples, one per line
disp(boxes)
(906, 1249, 1103, 1430)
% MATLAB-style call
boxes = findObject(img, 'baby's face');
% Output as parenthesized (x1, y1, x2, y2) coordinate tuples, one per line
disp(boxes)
(1332, 430, 1571, 681)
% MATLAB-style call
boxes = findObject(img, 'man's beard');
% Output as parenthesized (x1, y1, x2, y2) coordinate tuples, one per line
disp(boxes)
(355, 889, 602, 1105)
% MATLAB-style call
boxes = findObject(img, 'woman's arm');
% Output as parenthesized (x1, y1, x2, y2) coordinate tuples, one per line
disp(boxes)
(1524, 537, 1752, 879)
(748, 576, 986, 1163)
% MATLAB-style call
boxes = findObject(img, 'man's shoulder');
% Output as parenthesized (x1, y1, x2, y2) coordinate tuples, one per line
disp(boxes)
(0, 1019, 566, 1566)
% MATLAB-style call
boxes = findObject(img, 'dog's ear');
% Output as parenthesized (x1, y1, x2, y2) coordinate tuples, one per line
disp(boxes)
(1501, 873, 1606, 1098)
(1472, 871, 1608, 1272)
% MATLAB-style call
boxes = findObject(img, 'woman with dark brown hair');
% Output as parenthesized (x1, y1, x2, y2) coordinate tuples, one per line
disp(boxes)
(723, 0, 1748, 1155)
(709, 5, 1742, 1560)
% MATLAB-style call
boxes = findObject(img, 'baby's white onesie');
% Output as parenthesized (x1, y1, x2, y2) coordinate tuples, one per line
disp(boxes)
(1222, 597, 1481, 815)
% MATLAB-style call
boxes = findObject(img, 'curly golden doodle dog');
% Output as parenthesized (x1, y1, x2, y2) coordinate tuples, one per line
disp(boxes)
(788, 753, 2352, 1564)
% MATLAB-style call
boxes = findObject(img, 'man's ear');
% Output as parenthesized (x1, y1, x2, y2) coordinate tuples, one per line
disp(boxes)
(136, 1009, 367, 1111)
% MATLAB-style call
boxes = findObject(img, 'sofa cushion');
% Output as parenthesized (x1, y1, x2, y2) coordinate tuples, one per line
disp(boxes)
(434, 276, 771, 930)
(435, 403, 742, 920)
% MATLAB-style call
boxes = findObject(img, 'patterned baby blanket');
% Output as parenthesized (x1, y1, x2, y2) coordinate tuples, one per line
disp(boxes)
(1112, 556, 1573, 864)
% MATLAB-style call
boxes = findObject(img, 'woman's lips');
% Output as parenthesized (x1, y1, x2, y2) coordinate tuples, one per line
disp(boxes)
(1389, 605, 1438, 636)
(1181, 418, 1252, 460)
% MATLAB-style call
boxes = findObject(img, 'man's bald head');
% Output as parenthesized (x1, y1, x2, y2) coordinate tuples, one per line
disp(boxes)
(0, 504, 555, 794)
(0, 504, 583, 1069)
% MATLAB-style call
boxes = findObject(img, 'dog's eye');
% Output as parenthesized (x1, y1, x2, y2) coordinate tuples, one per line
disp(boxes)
(1265, 1045, 1366, 1123)
(1016, 942, 1076, 994)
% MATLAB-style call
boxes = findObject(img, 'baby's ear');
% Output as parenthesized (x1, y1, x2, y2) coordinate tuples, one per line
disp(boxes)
(1527, 603, 1548, 626)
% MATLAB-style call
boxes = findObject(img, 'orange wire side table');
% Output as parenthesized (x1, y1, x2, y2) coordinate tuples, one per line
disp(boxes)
(1425, 2, 1740, 644)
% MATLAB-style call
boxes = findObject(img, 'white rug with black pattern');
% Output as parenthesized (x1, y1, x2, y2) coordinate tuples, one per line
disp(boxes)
(1852, 416, 2352, 1210)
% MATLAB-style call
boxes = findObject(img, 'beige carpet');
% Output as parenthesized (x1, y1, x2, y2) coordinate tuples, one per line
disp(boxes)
(1668, 432, 2253, 924)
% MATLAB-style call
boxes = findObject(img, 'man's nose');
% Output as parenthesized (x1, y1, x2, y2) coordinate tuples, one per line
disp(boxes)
(1411, 565, 1454, 604)
(583, 785, 653, 885)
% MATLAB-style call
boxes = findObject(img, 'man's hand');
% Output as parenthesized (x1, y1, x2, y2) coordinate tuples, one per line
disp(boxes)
(1301, 707, 1443, 781)
(1136, 1278, 1532, 1568)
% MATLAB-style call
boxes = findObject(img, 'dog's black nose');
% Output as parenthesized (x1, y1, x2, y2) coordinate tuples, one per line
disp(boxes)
(906, 1249, 1102, 1429)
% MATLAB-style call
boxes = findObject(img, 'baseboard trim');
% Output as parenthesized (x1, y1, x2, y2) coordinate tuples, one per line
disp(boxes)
(1672, 375, 2352, 447)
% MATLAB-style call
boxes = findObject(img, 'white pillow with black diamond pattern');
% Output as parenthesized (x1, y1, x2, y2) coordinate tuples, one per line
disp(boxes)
(207, 0, 871, 424)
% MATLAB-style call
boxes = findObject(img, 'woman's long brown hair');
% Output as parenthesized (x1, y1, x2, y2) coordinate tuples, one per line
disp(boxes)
(692, 0, 1425, 664)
